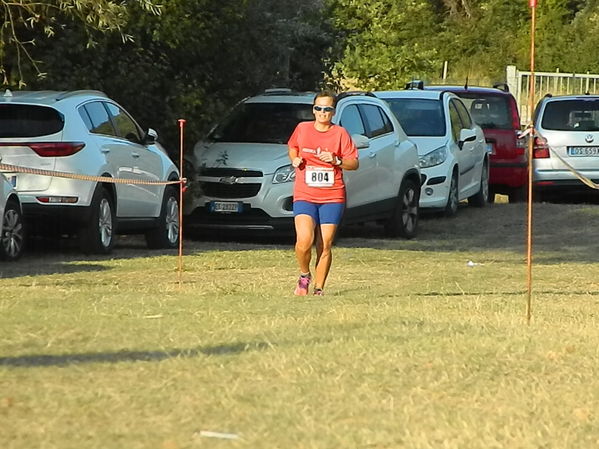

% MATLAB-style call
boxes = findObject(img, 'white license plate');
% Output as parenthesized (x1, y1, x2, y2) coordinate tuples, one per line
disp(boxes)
(210, 201, 241, 213)
(568, 146, 599, 156)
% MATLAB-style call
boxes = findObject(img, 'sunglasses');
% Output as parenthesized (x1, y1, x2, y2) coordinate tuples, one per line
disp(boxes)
(313, 105, 335, 112)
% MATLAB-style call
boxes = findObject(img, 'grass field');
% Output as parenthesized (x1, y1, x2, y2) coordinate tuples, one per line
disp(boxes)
(2, 201, 599, 448)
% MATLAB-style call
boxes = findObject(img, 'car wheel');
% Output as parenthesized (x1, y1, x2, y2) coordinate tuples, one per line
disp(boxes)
(145, 186, 180, 249)
(468, 159, 489, 207)
(444, 171, 459, 217)
(384, 178, 419, 239)
(488, 186, 496, 204)
(79, 185, 115, 254)
(509, 186, 527, 203)
(0, 200, 25, 261)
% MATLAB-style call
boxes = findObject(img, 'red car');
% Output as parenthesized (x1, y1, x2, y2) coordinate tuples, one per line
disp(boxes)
(425, 84, 527, 202)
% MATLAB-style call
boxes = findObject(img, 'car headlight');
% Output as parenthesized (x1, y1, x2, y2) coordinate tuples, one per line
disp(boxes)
(419, 146, 447, 168)
(273, 164, 296, 184)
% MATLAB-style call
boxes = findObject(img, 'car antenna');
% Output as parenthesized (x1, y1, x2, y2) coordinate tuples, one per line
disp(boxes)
(464, 76, 469, 90)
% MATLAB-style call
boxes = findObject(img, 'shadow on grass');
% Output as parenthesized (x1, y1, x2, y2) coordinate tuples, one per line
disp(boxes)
(0, 341, 271, 368)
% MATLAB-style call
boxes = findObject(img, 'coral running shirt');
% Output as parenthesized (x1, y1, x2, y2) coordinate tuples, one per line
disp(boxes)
(288, 121, 358, 203)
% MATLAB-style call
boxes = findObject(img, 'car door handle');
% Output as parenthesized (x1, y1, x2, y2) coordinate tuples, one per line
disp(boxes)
(101, 149, 110, 154)
(368, 152, 376, 158)
(132, 152, 140, 158)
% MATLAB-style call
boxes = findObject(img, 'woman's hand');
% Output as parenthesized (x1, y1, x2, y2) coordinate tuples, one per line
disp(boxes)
(291, 156, 303, 168)
(318, 151, 335, 164)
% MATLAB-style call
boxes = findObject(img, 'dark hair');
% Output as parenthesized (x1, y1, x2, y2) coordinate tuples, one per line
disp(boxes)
(313, 90, 337, 107)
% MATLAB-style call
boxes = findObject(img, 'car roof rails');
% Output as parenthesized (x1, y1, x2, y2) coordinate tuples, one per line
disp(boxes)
(336, 91, 376, 101)
(405, 80, 424, 90)
(55, 90, 108, 101)
(493, 83, 509, 92)
(262, 88, 294, 95)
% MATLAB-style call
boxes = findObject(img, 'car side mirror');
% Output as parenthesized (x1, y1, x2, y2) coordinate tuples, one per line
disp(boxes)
(458, 128, 476, 149)
(144, 128, 158, 145)
(351, 134, 370, 149)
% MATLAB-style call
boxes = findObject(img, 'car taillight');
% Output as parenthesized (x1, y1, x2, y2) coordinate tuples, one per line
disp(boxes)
(28, 142, 86, 157)
(533, 136, 550, 158)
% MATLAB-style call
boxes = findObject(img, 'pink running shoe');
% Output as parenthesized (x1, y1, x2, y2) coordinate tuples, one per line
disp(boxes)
(294, 275, 311, 296)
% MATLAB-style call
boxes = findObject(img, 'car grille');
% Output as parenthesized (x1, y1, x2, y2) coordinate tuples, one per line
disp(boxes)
(201, 182, 261, 198)
(201, 168, 262, 177)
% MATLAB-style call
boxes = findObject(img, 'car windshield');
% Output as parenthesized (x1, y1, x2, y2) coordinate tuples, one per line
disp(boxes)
(541, 99, 599, 131)
(209, 102, 314, 144)
(0, 104, 64, 138)
(451, 93, 512, 130)
(384, 98, 446, 136)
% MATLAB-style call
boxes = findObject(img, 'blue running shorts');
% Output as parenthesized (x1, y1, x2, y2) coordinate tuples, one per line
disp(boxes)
(293, 201, 345, 225)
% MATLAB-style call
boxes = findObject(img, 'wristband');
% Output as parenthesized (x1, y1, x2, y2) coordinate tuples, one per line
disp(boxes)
(334, 156, 342, 166)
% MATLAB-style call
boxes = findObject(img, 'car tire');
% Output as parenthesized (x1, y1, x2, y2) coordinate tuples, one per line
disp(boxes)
(0, 199, 25, 261)
(488, 186, 496, 204)
(444, 171, 459, 217)
(468, 159, 489, 207)
(509, 186, 527, 203)
(384, 178, 419, 239)
(79, 185, 115, 254)
(145, 186, 180, 249)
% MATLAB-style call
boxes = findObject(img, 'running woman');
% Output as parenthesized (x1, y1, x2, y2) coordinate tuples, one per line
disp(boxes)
(287, 91, 359, 296)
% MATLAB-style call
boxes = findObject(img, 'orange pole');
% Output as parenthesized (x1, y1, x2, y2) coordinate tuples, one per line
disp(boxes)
(526, 0, 537, 324)
(178, 119, 186, 287)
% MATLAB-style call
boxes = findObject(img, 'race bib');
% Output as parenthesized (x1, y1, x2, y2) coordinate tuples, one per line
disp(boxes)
(305, 166, 334, 187)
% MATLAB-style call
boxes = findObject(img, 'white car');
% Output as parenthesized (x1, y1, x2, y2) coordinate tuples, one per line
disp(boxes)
(0, 172, 25, 261)
(184, 89, 422, 238)
(532, 94, 599, 200)
(0, 89, 180, 254)
(376, 89, 489, 215)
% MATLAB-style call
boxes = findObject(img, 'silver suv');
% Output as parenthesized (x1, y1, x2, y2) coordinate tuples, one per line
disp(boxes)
(0, 90, 180, 253)
(533, 94, 599, 199)
(184, 89, 421, 238)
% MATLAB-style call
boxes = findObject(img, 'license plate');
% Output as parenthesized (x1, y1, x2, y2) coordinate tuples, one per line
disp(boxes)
(209, 201, 241, 213)
(568, 146, 599, 156)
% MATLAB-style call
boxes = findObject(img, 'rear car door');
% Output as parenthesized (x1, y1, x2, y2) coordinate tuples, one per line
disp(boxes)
(104, 102, 163, 217)
(337, 103, 378, 208)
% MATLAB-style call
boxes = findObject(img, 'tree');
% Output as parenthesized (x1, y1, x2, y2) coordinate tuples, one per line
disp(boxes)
(0, 0, 160, 86)
(329, 0, 442, 90)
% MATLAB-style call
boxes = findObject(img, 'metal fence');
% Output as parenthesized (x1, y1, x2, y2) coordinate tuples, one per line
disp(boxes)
(507, 65, 599, 125)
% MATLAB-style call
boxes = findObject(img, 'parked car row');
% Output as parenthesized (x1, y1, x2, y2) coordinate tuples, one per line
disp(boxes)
(3, 84, 597, 261)
(183, 86, 493, 238)
(0, 89, 181, 260)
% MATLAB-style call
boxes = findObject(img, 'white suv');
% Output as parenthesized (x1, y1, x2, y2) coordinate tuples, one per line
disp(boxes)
(0, 89, 180, 253)
(184, 90, 421, 238)
(1, 173, 25, 261)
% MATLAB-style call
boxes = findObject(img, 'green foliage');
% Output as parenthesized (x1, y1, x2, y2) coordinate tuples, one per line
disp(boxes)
(328, 0, 599, 88)
(0, 0, 161, 86)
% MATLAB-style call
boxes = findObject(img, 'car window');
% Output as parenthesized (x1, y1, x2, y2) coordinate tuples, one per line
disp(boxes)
(0, 105, 64, 138)
(452, 93, 512, 129)
(82, 101, 117, 136)
(541, 99, 599, 131)
(452, 99, 473, 129)
(210, 102, 313, 144)
(339, 105, 366, 136)
(360, 104, 390, 138)
(105, 103, 143, 143)
(385, 98, 445, 137)
(448, 101, 462, 142)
